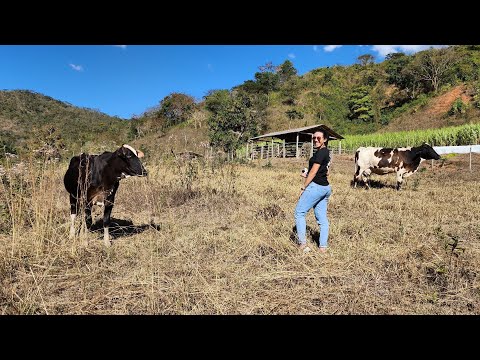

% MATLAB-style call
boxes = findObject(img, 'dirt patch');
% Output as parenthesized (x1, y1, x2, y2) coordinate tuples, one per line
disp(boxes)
(383, 85, 478, 132)
(424, 85, 471, 117)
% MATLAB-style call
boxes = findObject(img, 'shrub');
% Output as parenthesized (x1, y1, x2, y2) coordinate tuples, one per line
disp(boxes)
(449, 98, 468, 115)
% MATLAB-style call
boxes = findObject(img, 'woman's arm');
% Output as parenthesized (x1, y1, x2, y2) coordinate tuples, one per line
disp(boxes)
(302, 163, 320, 190)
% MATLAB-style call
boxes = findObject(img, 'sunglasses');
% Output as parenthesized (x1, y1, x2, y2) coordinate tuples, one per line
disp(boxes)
(312, 137, 323, 141)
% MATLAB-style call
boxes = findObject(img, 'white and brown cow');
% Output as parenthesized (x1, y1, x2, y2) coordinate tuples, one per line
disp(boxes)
(353, 143, 441, 190)
(64, 144, 147, 246)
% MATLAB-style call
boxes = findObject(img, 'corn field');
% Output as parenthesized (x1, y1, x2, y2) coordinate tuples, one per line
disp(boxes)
(341, 124, 480, 151)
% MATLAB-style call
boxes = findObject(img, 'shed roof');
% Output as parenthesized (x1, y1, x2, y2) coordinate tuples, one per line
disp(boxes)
(249, 124, 344, 142)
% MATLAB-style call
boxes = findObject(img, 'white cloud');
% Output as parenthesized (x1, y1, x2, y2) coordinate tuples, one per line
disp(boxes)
(113, 45, 127, 49)
(313, 45, 319, 52)
(69, 63, 83, 72)
(371, 45, 448, 57)
(288, 53, 296, 59)
(324, 45, 342, 52)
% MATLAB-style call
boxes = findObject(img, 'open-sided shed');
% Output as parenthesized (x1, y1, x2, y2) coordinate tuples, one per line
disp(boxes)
(247, 124, 344, 159)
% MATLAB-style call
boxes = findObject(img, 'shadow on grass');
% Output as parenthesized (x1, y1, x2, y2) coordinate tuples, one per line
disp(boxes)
(90, 217, 161, 240)
(290, 225, 321, 247)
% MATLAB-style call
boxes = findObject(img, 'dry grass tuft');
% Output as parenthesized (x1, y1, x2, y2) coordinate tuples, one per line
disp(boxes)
(1, 153, 479, 314)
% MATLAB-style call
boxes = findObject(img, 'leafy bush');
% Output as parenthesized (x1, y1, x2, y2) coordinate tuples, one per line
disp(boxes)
(285, 109, 304, 120)
(449, 98, 468, 115)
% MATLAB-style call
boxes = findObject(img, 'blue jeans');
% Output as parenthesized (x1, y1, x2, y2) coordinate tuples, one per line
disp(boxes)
(294, 182, 332, 248)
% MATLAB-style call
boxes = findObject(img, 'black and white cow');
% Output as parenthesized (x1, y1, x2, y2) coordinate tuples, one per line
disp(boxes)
(353, 143, 441, 190)
(63, 144, 147, 246)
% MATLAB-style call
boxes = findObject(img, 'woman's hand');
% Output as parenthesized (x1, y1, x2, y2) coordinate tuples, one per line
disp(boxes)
(299, 189, 304, 198)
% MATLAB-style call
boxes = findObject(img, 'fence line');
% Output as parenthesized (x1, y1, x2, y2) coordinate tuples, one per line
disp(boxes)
(236, 143, 480, 169)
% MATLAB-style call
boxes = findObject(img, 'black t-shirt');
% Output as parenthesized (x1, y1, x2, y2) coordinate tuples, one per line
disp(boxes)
(308, 147, 331, 186)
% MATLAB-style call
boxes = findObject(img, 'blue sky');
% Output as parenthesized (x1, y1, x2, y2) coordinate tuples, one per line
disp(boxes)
(0, 45, 445, 119)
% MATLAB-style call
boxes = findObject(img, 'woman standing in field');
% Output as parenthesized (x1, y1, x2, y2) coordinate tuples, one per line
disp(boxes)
(295, 130, 332, 253)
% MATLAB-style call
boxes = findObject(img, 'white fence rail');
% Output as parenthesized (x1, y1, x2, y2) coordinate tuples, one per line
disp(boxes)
(245, 143, 480, 171)
(432, 145, 480, 155)
(432, 145, 480, 171)
(332, 145, 480, 156)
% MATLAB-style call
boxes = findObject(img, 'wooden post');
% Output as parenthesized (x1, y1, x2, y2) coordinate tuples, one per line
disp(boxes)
(470, 146, 472, 172)
(260, 145, 263, 160)
(339, 141, 342, 155)
(310, 137, 314, 157)
(271, 139, 274, 158)
(283, 139, 286, 158)
(266, 143, 269, 160)
(296, 133, 299, 158)
(246, 142, 249, 159)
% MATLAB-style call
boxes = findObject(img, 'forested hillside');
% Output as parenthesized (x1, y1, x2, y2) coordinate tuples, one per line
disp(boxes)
(0, 90, 130, 157)
(129, 45, 480, 156)
(2, 45, 480, 159)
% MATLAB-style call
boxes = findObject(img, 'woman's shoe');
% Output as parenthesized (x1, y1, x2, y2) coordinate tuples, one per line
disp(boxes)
(299, 244, 311, 253)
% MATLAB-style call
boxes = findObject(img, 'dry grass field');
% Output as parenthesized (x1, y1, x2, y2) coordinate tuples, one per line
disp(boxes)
(1, 152, 479, 314)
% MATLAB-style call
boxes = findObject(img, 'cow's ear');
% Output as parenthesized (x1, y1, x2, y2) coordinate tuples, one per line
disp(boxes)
(137, 150, 144, 158)
(117, 146, 127, 157)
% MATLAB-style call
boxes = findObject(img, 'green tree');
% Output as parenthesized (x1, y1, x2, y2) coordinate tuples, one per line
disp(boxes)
(254, 71, 280, 93)
(410, 47, 459, 93)
(204, 89, 230, 113)
(449, 98, 468, 115)
(157, 92, 195, 127)
(277, 60, 298, 83)
(451, 45, 480, 82)
(385, 52, 412, 87)
(280, 77, 301, 105)
(235, 80, 262, 94)
(285, 109, 304, 120)
(207, 91, 267, 152)
(348, 86, 375, 122)
(357, 54, 375, 66)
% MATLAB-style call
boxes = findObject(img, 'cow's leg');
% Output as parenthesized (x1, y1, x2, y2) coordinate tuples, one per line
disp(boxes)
(353, 150, 360, 188)
(103, 182, 119, 247)
(353, 168, 360, 188)
(364, 175, 370, 189)
(354, 167, 369, 188)
(396, 172, 404, 191)
(353, 163, 361, 188)
(69, 194, 79, 238)
(362, 169, 372, 189)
